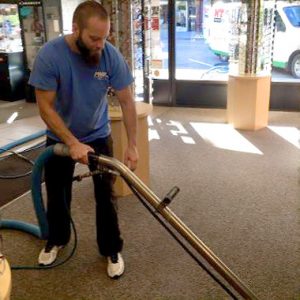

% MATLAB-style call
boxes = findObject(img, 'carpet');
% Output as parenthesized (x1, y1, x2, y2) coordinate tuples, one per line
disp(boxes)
(0, 146, 45, 208)
(1, 107, 299, 300)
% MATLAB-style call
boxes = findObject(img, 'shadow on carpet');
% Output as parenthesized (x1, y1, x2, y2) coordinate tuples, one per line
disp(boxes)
(0, 146, 45, 207)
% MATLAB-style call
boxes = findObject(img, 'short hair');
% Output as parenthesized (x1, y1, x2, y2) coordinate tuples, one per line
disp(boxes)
(73, 1, 109, 29)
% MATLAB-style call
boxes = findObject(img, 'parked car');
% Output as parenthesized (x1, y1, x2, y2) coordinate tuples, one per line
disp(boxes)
(205, 1, 300, 78)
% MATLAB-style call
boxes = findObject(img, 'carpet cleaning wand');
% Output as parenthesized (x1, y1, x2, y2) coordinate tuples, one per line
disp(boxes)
(54, 144, 259, 300)
(1, 144, 259, 299)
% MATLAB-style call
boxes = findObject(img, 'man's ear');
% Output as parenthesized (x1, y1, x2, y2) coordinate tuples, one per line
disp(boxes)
(72, 23, 79, 37)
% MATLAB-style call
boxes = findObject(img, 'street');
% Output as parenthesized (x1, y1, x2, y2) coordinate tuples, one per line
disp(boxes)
(157, 29, 300, 82)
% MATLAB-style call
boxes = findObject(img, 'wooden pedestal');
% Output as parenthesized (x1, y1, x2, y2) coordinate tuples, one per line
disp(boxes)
(109, 102, 152, 197)
(227, 75, 271, 130)
(0, 255, 11, 300)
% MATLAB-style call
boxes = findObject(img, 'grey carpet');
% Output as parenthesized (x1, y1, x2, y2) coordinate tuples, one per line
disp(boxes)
(1, 107, 299, 300)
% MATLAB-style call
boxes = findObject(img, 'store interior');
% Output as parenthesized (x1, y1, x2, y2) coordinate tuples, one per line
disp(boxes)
(0, 1, 299, 299)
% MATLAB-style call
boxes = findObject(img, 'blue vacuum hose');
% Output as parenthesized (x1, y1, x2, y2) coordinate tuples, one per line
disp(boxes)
(1, 145, 55, 239)
(0, 130, 46, 155)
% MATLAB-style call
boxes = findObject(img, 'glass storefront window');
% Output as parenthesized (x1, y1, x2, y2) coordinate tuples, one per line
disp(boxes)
(273, 3, 300, 81)
(134, 0, 300, 105)
(208, 0, 300, 82)
(132, 0, 169, 101)
(175, 0, 229, 81)
(146, 0, 300, 82)
(146, 0, 169, 80)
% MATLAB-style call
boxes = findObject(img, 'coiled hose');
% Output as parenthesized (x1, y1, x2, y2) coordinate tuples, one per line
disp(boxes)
(1, 145, 78, 270)
(0, 145, 54, 239)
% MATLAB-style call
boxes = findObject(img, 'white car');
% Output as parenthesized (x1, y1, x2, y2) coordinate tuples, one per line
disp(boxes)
(206, 1, 300, 78)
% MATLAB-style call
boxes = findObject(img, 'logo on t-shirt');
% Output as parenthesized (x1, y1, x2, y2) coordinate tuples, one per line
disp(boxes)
(94, 71, 109, 80)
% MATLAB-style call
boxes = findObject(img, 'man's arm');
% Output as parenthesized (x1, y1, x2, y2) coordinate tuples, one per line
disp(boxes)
(114, 86, 139, 171)
(35, 89, 94, 164)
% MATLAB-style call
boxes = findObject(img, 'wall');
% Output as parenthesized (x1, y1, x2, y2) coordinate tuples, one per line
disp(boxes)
(61, 0, 84, 34)
(102, 0, 133, 69)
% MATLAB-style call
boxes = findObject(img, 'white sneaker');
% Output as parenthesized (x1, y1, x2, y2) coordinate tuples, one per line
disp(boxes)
(38, 243, 64, 266)
(107, 253, 125, 279)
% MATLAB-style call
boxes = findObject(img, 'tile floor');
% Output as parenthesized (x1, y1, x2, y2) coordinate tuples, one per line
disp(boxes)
(0, 100, 45, 155)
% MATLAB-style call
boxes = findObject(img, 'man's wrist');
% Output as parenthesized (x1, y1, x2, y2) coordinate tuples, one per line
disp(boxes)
(66, 138, 80, 148)
(128, 142, 137, 148)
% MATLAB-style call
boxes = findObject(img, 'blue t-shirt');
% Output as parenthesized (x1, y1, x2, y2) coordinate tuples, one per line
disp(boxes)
(29, 36, 134, 142)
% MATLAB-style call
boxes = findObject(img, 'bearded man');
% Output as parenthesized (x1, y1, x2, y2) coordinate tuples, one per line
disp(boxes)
(29, 0, 138, 279)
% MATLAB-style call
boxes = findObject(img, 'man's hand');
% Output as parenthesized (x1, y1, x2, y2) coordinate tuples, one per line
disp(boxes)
(115, 87, 138, 171)
(124, 145, 139, 171)
(35, 89, 94, 164)
(69, 142, 94, 165)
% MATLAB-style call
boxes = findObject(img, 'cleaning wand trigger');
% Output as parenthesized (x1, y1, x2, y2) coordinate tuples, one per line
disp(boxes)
(158, 186, 180, 210)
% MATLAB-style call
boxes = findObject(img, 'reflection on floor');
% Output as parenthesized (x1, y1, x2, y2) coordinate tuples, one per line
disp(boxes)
(0, 100, 45, 152)
(0, 99, 299, 153)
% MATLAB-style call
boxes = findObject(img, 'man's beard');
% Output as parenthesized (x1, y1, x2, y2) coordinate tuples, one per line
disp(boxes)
(76, 37, 101, 66)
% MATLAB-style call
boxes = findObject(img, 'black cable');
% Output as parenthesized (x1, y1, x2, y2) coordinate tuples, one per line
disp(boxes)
(10, 216, 77, 270)
(0, 149, 34, 179)
(0, 141, 76, 270)
(0, 141, 45, 161)
(11, 191, 77, 270)
(2, 142, 79, 270)
(0, 142, 46, 179)
(128, 183, 239, 300)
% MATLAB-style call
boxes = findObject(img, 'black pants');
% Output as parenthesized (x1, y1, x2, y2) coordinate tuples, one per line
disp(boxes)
(45, 136, 123, 256)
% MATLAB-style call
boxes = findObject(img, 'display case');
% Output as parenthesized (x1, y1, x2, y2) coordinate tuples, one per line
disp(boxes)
(19, 0, 62, 71)
(0, 1, 62, 101)
(19, 2, 46, 71)
(0, 3, 25, 101)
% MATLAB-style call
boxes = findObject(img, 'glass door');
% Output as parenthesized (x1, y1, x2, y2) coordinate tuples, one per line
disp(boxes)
(175, 0, 228, 81)
(144, 0, 227, 107)
(139, 0, 300, 109)
(19, 3, 46, 70)
(142, 0, 170, 104)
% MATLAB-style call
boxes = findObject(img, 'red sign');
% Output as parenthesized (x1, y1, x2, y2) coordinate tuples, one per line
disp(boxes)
(214, 8, 224, 18)
(151, 17, 159, 31)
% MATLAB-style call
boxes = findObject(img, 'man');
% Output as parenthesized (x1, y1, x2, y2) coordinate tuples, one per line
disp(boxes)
(29, 1, 138, 279)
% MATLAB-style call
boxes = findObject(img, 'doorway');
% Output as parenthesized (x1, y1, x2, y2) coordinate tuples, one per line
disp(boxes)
(142, 0, 227, 107)
(136, 0, 300, 110)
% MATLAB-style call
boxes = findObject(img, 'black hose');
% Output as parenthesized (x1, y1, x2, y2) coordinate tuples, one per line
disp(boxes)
(11, 217, 77, 270)
(11, 190, 77, 270)
(128, 183, 239, 300)
(0, 142, 45, 179)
